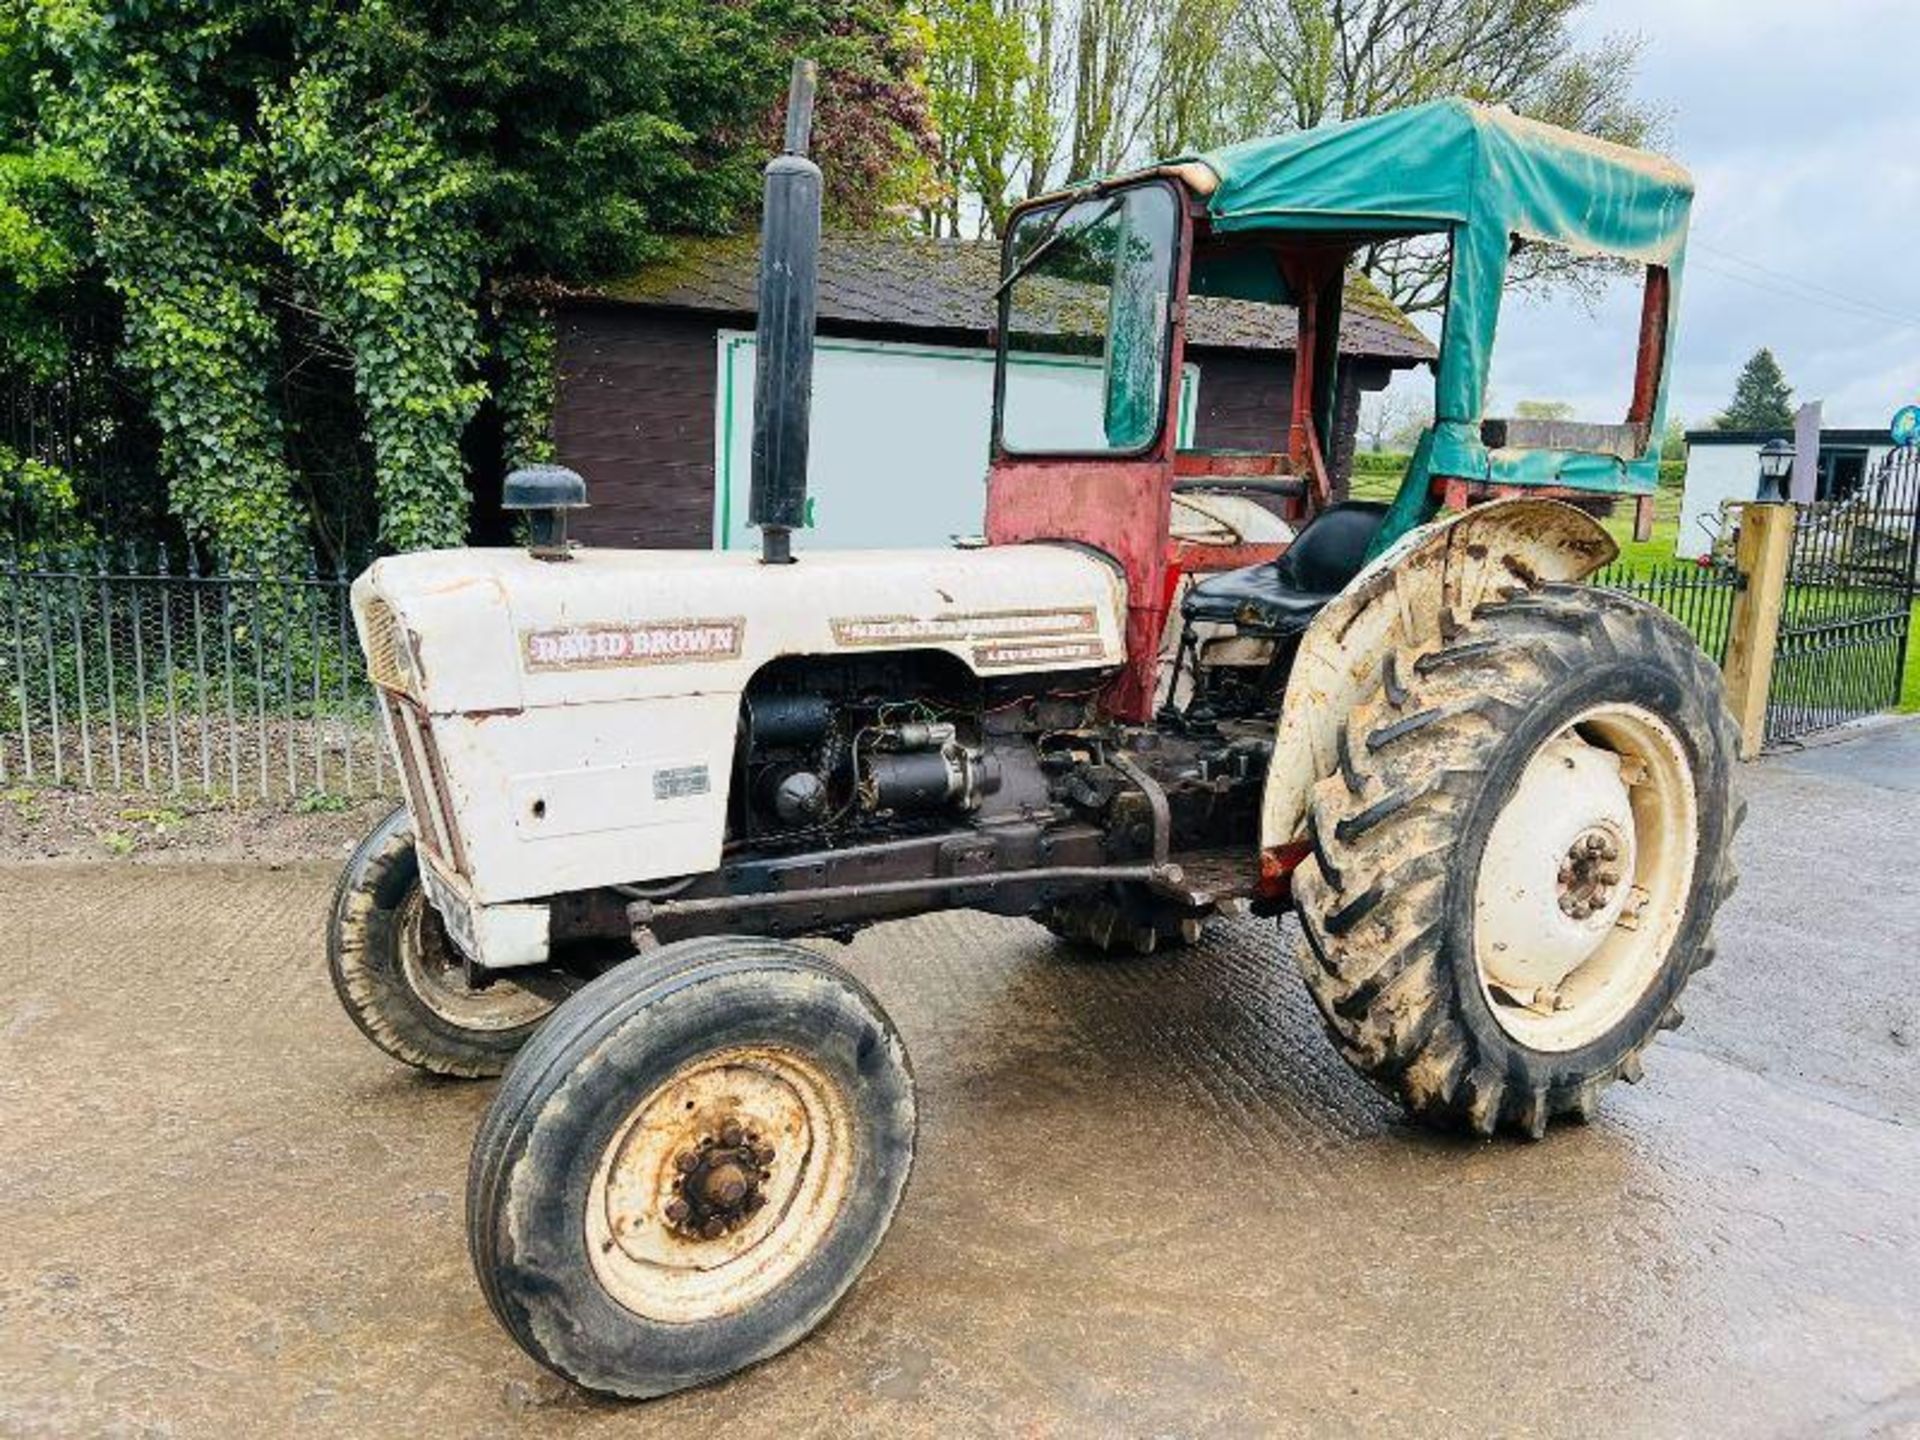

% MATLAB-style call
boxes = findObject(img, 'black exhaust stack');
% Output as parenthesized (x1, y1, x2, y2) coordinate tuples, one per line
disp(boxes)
(749, 59, 822, 565)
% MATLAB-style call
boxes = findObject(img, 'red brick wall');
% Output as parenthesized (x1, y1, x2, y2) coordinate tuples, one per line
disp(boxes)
(549, 305, 1393, 546)
(553, 305, 726, 550)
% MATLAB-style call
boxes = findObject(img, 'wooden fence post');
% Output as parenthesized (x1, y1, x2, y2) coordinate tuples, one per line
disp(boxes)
(1722, 502, 1794, 758)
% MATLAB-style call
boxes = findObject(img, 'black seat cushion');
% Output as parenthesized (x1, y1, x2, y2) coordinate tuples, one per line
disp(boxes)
(1182, 501, 1388, 634)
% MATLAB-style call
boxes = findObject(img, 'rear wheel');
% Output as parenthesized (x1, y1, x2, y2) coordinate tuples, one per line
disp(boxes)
(328, 806, 557, 1078)
(467, 937, 916, 1398)
(1293, 585, 1741, 1137)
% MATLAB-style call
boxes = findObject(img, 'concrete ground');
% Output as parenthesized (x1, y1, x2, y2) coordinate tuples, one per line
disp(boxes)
(2, 722, 1916, 1438)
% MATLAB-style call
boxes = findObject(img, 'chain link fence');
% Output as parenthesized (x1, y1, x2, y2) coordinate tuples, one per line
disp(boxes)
(0, 548, 391, 800)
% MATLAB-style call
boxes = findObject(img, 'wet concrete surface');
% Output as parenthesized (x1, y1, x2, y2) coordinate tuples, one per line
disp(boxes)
(2, 724, 1917, 1438)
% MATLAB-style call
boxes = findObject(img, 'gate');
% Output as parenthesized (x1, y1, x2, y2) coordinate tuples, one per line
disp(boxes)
(1767, 445, 1920, 744)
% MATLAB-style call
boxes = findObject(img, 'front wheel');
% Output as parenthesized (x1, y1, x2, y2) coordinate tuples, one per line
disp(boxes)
(328, 806, 557, 1078)
(1293, 585, 1742, 1137)
(467, 937, 917, 1399)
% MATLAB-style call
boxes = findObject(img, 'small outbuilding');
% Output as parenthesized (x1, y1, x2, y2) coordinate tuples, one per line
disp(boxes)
(1678, 427, 1895, 559)
(542, 233, 1434, 552)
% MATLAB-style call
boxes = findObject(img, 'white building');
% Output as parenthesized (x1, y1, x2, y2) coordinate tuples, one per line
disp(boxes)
(1677, 428, 1894, 559)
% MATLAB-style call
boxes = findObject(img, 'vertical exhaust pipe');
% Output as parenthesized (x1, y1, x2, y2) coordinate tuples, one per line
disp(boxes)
(750, 59, 822, 565)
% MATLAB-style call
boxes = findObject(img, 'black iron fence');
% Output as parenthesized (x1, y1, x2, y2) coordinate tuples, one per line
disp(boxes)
(1591, 555, 1741, 666)
(1767, 447, 1920, 745)
(4, 479, 1915, 799)
(0, 548, 390, 799)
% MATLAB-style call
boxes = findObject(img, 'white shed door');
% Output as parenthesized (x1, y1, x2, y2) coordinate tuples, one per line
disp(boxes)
(714, 331, 1196, 551)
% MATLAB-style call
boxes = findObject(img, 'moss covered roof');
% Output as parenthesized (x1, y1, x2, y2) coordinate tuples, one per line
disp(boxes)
(569, 232, 1434, 364)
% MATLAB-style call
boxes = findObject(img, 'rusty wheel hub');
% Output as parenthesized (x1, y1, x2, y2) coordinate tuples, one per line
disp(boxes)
(1556, 826, 1625, 920)
(664, 1121, 778, 1240)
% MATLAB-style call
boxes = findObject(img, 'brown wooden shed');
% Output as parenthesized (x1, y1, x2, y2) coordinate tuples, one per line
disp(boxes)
(542, 234, 1434, 551)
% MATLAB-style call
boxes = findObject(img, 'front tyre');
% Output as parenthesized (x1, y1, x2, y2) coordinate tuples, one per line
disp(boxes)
(1293, 585, 1742, 1138)
(328, 806, 556, 1078)
(467, 937, 917, 1399)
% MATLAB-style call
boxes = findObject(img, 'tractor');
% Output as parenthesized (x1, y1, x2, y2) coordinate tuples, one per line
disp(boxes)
(328, 70, 1738, 1399)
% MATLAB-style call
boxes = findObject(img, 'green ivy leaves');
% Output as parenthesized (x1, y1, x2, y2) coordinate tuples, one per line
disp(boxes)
(266, 64, 482, 553)
(11, 0, 934, 565)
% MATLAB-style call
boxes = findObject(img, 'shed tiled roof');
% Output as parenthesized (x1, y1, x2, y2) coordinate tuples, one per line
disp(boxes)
(571, 233, 1434, 364)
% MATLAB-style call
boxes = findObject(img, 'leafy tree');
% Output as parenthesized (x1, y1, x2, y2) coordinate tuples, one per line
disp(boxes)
(1515, 400, 1576, 421)
(920, 0, 1028, 236)
(1714, 348, 1794, 432)
(919, 0, 1661, 313)
(0, 8, 92, 540)
(10, 0, 937, 564)
(1211, 1, 1662, 314)
(0, 8, 86, 384)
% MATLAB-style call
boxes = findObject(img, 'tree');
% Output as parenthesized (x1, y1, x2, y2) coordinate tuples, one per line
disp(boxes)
(1714, 348, 1794, 432)
(1359, 389, 1430, 452)
(0, 8, 86, 384)
(920, 0, 1030, 236)
(1515, 400, 1576, 422)
(922, 0, 1243, 236)
(1236, 0, 1661, 314)
(919, 0, 1662, 312)
(13, 0, 938, 563)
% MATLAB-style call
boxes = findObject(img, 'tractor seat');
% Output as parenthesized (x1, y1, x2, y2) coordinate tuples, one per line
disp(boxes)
(1181, 500, 1389, 634)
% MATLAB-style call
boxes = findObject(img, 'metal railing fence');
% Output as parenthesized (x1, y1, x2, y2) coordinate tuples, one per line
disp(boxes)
(1766, 448, 1920, 745)
(0, 547, 390, 799)
(1591, 555, 1742, 666)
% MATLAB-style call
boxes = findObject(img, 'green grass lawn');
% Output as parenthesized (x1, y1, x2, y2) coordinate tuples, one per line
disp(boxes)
(1903, 601, 1920, 713)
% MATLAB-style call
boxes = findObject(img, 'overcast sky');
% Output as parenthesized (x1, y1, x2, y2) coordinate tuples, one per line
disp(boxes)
(1417, 0, 1920, 437)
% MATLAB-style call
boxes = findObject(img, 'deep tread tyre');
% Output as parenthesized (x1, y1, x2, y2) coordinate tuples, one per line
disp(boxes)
(467, 937, 916, 1399)
(1293, 584, 1742, 1138)
(327, 806, 555, 1078)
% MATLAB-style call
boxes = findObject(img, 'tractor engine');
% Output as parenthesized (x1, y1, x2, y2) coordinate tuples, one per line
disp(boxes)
(718, 652, 1276, 939)
(734, 656, 1011, 845)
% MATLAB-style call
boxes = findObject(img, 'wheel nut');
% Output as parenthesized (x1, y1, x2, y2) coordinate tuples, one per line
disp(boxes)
(665, 1198, 689, 1224)
(702, 1217, 726, 1239)
(745, 1191, 767, 1213)
(721, 1122, 744, 1147)
(674, 1151, 699, 1173)
(754, 1145, 776, 1167)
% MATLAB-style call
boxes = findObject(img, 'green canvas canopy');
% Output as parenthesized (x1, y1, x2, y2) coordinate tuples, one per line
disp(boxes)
(1189, 99, 1694, 526)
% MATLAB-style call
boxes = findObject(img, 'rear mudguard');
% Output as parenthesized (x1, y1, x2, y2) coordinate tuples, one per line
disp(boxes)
(1259, 497, 1617, 852)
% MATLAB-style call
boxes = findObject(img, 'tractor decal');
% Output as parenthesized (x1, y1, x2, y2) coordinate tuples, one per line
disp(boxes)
(522, 618, 745, 671)
(830, 607, 1100, 647)
(972, 639, 1109, 669)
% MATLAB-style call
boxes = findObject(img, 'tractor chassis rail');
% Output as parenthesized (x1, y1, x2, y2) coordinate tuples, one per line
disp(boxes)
(622, 860, 1197, 949)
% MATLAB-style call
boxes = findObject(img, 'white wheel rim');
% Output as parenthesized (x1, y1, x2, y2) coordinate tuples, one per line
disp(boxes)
(396, 888, 552, 1031)
(1472, 703, 1698, 1052)
(585, 1046, 856, 1324)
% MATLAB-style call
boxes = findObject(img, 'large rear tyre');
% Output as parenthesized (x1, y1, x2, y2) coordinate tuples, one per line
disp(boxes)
(328, 806, 557, 1078)
(467, 937, 916, 1399)
(1293, 585, 1742, 1138)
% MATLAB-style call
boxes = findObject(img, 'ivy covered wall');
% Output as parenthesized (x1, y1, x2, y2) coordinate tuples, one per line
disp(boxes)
(1, 0, 934, 565)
